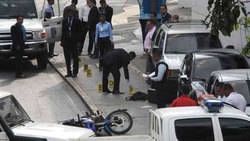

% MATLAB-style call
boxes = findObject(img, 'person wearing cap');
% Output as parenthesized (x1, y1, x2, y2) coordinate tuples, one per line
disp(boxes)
(95, 14, 113, 71)
(99, 0, 113, 27)
(143, 48, 172, 108)
(61, 9, 81, 78)
(102, 49, 136, 94)
(63, 0, 79, 19)
(44, 0, 58, 58)
(79, 0, 91, 56)
(170, 84, 197, 107)
(88, 0, 100, 58)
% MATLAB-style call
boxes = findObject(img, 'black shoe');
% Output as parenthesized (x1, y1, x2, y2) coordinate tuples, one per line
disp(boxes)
(72, 74, 77, 78)
(16, 73, 25, 78)
(65, 74, 72, 77)
(103, 89, 112, 93)
(53, 54, 58, 56)
(113, 91, 124, 95)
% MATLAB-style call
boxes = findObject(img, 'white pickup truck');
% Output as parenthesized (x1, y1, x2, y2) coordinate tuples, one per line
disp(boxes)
(1, 91, 250, 141)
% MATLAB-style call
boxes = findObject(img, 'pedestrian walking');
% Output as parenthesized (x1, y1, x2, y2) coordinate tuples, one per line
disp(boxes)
(11, 16, 26, 78)
(143, 49, 173, 108)
(63, 0, 79, 19)
(99, 0, 113, 27)
(102, 49, 136, 94)
(44, 0, 58, 58)
(160, 4, 171, 24)
(61, 9, 81, 78)
(223, 83, 247, 112)
(88, 0, 100, 58)
(144, 20, 156, 73)
(95, 14, 113, 71)
(170, 84, 197, 107)
(79, 0, 91, 56)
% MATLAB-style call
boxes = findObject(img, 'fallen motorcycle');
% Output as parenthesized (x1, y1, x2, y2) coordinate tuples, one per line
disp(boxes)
(60, 109, 133, 136)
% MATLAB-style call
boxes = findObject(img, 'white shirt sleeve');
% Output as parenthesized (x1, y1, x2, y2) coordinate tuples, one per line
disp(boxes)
(150, 64, 167, 82)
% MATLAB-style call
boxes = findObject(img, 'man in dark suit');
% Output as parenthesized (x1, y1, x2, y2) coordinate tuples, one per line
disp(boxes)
(99, 0, 113, 27)
(63, 0, 79, 19)
(88, 0, 100, 58)
(102, 49, 136, 94)
(61, 9, 81, 78)
(11, 16, 26, 78)
(160, 5, 172, 24)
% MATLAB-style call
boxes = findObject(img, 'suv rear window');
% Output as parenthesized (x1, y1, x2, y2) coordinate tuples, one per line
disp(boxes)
(165, 33, 222, 53)
(0, 0, 37, 19)
(175, 118, 214, 141)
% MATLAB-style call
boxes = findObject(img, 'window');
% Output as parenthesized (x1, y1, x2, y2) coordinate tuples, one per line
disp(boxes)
(175, 118, 214, 141)
(207, 76, 217, 93)
(0, 0, 37, 19)
(219, 118, 250, 141)
(159, 32, 166, 49)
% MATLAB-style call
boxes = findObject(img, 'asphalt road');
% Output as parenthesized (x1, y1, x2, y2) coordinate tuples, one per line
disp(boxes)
(0, 60, 89, 123)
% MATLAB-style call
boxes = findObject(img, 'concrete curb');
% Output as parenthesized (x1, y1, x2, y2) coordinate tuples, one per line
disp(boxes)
(48, 61, 99, 114)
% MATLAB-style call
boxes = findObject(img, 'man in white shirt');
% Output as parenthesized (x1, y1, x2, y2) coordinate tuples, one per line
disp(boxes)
(223, 83, 247, 112)
(79, 0, 91, 55)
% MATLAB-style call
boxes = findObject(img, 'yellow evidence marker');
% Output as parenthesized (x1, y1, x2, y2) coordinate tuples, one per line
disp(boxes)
(98, 82, 103, 93)
(87, 69, 92, 77)
(109, 80, 114, 89)
(130, 86, 135, 95)
(84, 64, 88, 72)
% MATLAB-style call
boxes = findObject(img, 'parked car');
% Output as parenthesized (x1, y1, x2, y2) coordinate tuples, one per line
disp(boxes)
(178, 49, 250, 96)
(0, 0, 62, 69)
(152, 20, 222, 78)
(206, 69, 250, 114)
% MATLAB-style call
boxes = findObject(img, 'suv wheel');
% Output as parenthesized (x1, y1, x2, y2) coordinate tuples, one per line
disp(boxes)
(37, 51, 48, 70)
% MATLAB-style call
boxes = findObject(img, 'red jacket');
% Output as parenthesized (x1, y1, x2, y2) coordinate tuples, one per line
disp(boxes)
(170, 95, 197, 107)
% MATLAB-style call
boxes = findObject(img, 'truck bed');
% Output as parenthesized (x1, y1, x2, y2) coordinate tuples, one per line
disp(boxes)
(86, 135, 154, 141)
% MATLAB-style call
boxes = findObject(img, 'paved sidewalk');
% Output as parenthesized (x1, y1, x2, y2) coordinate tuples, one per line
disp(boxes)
(50, 46, 157, 135)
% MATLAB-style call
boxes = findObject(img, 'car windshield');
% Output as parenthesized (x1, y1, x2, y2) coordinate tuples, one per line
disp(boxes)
(165, 33, 222, 53)
(193, 55, 249, 82)
(227, 80, 250, 104)
(0, 0, 37, 19)
(0, 96, 30, 127)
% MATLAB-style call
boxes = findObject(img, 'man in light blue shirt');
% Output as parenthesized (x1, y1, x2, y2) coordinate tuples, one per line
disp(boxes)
(44, 0, 58, 58)
(95, 14, 113, 71)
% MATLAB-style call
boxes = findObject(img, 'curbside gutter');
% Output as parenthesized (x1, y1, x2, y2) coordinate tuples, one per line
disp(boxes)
(48, 61, 99, 115)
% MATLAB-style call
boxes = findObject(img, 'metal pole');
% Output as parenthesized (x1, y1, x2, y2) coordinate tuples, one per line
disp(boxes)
(57, 0, 61, 16)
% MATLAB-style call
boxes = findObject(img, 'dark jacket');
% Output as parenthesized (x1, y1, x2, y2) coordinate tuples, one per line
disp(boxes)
(63, 5, 79, 19)
(11, 23, 25, 51)
(61, 17, 81, 47)
(88, 6, 100, 30)
(98, 5, 113, 25)
(103, 49, 130, 80)
(161, 13, 172, 24)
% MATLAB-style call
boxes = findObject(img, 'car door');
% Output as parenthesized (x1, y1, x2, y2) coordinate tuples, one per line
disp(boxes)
(216, 117, 250, 141)
(169, 117, 219, 141)
(41, 0, 62, 43)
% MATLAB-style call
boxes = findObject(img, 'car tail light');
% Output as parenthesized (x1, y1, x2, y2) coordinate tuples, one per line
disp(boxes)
(41, 32, 46, 39)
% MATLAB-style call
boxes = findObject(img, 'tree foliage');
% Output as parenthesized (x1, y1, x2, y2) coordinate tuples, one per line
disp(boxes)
(205, 0, 247, 36)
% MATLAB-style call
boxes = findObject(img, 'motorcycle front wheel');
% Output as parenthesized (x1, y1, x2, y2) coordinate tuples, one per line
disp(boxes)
(106, 110, 133, 135)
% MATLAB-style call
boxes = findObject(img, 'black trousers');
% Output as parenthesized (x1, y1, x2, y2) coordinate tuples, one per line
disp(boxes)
(14, 49, 23, 75)
(79, 22, 94, 55)
(98, 37, 112, 68)
(146, 54, 155, 73)
(48, 42, 55, 56)
(63, 42, 79, 75)
(103, 66, 121, 92)
(139, 19, 147, 45)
